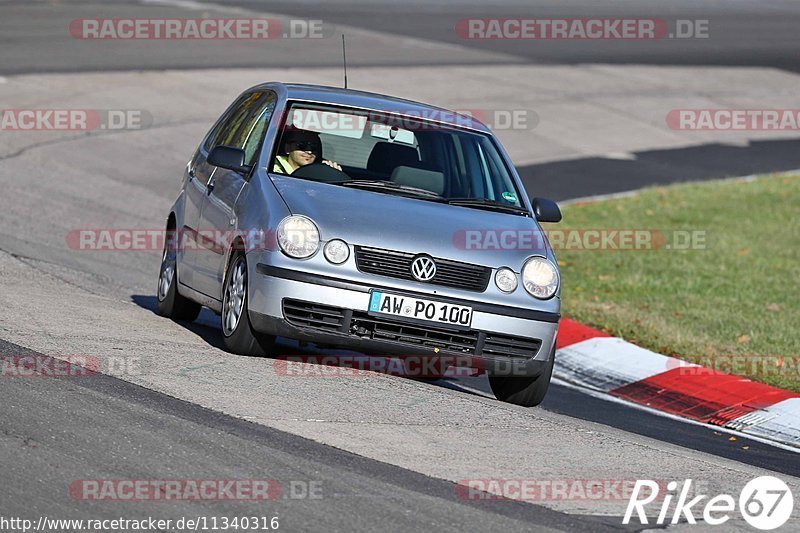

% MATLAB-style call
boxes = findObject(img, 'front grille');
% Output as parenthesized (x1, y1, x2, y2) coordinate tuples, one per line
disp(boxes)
(283, 300, 347, 332)
(482, 334, 542, 359)
(282, 299, 540, 359)
(354, 246, 491, 292)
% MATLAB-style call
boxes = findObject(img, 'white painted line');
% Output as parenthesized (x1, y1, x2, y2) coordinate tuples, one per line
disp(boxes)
(561, 189, 640, 206)
(603, 152, 637, 161)
(141, 0, 215, 9)
(140, 0, 254, 15)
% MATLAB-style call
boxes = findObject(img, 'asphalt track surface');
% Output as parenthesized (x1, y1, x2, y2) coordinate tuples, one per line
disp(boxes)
(0, 338, 627, 532)
(1, 1, 800, 531)
(4, 0, 800, 73)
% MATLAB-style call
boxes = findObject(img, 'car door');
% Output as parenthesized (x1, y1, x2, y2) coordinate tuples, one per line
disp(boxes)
(192, 91, 277, 299)
(181, 93, 255, 290)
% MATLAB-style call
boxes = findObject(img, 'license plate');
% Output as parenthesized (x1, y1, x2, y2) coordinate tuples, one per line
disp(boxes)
(368, 291, 473, 327)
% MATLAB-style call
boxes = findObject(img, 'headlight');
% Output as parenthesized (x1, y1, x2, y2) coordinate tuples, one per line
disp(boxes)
(277, 215, 319, 258)
(522, 257, 559, 299)
(323, 239, 350, 264)
(494, 267, 518, 293)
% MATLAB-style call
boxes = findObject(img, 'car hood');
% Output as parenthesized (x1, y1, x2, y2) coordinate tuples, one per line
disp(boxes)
(270, 175, 553, 268)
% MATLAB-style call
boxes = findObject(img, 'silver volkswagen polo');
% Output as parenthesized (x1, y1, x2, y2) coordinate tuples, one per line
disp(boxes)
(157, 83, 563, 406)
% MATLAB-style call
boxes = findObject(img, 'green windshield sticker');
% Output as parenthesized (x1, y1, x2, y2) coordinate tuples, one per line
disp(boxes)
(502, 191, 517, 203)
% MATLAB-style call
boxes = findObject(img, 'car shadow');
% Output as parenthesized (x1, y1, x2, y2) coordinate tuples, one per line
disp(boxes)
(131, 294, 228, 350)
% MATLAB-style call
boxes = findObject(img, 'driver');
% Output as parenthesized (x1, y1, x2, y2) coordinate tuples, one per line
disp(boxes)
(272, 129, 342, 174)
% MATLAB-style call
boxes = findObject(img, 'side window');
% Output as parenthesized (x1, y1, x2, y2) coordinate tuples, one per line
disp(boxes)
(215, 92, 264, 149)
(203, 91, 276, 157)
(204, 93, 252, 152)
(242, 93, 277, 166)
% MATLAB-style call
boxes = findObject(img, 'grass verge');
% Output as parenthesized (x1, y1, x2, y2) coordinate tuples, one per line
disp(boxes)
(552, 172, 800, 391)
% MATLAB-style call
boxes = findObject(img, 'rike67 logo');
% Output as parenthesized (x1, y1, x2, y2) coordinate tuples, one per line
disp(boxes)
(624, 477, 794, 530)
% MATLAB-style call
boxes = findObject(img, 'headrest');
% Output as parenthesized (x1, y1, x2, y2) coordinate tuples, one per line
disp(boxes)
(367, 142, 420, 174)
(390, 165, 445, 196)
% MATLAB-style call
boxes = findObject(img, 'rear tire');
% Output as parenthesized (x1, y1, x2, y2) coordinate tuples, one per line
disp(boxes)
(488, 346, 555, 407)
(221, 252, 275, 356)
(157, 230, 201, 321)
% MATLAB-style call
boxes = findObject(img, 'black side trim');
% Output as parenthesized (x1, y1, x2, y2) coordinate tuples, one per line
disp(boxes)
(256, 264, 560, 323)
(258, 264, 371, 293)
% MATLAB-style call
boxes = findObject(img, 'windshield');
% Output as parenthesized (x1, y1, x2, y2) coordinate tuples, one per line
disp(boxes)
(269, 103, 527, 212)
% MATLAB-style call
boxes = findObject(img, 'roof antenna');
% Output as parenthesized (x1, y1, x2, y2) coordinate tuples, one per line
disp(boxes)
(341, 34, 348, 89)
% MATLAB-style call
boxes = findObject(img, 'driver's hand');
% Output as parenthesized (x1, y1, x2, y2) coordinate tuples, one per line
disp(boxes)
(322, 160, 342, 171)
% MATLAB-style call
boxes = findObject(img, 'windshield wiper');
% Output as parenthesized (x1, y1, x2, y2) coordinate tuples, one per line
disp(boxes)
(335, 180, 444, 199)
(446, 198, 530, 215)
(333, 181, 529, 214)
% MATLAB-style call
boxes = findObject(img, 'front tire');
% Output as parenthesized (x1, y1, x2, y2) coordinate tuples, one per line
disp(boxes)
(221, 252, 275, 356)
(488, 346, 555, 407)
(157, 232, 201, 321)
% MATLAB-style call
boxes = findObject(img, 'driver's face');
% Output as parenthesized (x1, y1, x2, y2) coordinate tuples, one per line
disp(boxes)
(286, 140, 319, 167)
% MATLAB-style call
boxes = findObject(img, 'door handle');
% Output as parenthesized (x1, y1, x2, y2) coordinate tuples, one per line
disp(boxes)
(207, 178, 215, 193)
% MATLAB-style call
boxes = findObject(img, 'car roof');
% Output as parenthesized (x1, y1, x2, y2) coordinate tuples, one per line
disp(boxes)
(251, 82, 492, 133)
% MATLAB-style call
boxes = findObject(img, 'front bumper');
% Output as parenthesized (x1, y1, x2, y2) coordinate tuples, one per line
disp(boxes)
(249, 264, 559, 377)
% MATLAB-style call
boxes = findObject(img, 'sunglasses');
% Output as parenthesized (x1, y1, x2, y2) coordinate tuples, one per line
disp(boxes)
(289, 141, 319, 152)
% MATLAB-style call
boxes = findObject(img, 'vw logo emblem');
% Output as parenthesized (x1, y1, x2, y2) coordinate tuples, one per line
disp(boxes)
(411, 255, 437, 282)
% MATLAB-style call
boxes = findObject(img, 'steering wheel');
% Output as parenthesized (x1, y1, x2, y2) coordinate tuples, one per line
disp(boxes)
(291, 162, 349, 183)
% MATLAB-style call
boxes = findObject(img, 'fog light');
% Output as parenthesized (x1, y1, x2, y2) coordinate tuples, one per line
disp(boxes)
(324, 239, 350, 264)
(495, 267, 518, 293)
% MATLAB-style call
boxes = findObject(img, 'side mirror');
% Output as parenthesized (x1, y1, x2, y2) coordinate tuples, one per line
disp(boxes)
(532, 197, 562, 223)
(207, 146, 251, 174)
